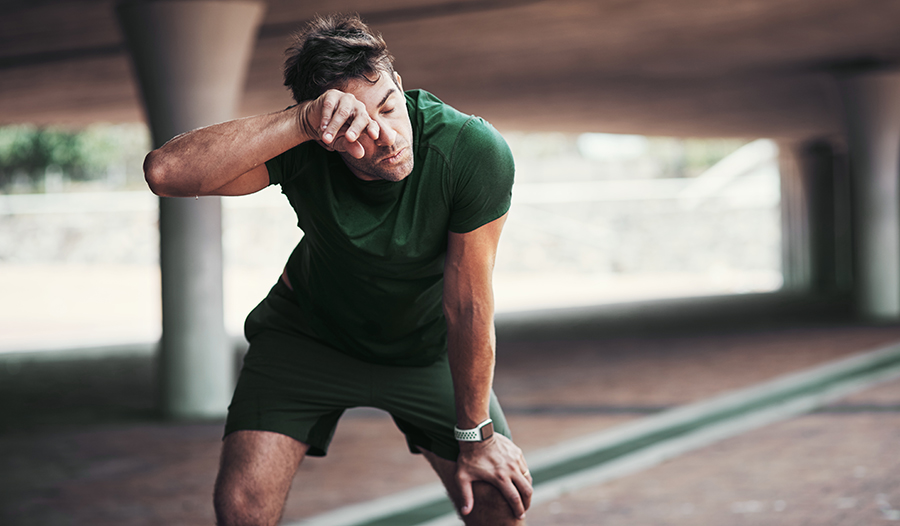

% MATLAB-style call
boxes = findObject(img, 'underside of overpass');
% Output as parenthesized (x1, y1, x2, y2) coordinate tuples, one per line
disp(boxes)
(2, 0, 900, 138)
(3, 0, 900, 418)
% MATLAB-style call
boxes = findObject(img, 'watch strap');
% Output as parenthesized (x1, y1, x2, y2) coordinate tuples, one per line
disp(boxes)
(454, 418, 494, 442)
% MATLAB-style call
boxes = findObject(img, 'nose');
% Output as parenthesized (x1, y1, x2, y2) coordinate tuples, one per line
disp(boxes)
(374, 121, 397, 147)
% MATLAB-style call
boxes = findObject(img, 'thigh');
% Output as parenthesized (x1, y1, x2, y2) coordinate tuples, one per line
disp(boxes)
(214, 430, 308, 526)
(374, 353, 511, 462)
(225, 328, 375, 457)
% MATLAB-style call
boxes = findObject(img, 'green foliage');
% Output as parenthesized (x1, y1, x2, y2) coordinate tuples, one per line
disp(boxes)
(0, 126, 84, 186)
(0, 124, 150, 192)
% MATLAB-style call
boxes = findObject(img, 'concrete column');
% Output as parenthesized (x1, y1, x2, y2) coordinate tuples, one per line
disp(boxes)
(779, 143, 811, 291)
(117, 0, 265, 418)
(838, 71, 900, 320)
(780, 139, 853, 294)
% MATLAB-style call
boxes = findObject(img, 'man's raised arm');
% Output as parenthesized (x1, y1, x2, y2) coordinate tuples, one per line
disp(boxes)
(442, 212, 533, 520)
(143, 89, 381, 197)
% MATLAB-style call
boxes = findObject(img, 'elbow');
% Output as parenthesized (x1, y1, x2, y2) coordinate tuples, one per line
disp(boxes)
(143, 150, 168, 196)
(143, 150, 182, 197)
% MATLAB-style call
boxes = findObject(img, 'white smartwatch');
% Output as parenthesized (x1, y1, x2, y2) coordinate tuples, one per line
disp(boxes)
(454, 418, 494, 442)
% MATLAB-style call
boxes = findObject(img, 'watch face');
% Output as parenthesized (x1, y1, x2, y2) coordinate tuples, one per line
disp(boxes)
(482, 421, 494, 440)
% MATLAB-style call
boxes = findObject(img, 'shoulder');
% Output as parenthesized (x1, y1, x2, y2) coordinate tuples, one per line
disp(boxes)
(406, 89, 470, 131)
(407, 90, 476, 153)
(454, 116, 511, 162)
(406, 89, 512, 168)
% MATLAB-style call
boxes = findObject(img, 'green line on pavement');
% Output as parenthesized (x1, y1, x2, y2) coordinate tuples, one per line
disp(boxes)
(532, 348, 900, 485)
(343, 345, 900, 526)
(360, 500, 456, 526)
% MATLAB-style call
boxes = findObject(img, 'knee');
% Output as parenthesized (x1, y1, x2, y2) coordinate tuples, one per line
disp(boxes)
(214, 476, 281, 526)
(462, 481, 526, 526)
(213, 430, 306, 526)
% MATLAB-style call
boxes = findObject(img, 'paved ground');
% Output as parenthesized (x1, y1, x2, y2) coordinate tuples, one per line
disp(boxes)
(2, 322, 900, 526)
(524, 380, 900, 526)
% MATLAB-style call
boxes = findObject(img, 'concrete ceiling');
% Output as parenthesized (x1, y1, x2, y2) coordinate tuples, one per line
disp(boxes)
(2, 0, 900, 139)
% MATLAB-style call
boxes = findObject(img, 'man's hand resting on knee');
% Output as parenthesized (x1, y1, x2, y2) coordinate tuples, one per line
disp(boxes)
(455, 434, 533, 519)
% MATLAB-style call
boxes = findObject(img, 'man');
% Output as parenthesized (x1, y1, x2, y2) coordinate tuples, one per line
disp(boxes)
(143, 14, 532, 526)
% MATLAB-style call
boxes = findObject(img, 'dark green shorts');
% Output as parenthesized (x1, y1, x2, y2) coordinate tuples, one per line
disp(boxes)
(224, 280, 510, 462)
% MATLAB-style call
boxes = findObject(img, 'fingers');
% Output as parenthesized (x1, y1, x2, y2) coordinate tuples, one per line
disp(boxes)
(455, 435, 533, 519)
(366, 119, 380, 140)
(317, 90, 377, 148)
(514, 470, 534, 512)
(497, 478, 527, 519)
(497, 467, 533, 518)
(459, 474, 530, 518)
(344, 112, 375, 144)
(332, 136, 366, 159)
(517, 457, 529, 479)
(458, 478, 475, 516)
(458, 466, 533, 519)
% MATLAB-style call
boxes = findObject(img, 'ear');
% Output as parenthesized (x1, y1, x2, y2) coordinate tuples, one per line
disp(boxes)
(395, 72, 403, 90)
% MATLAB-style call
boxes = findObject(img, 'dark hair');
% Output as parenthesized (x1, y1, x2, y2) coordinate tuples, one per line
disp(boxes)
(283, 14, 396, 103)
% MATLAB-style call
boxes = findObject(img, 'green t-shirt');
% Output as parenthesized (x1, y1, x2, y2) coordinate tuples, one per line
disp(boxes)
(265, 89, 514, 366)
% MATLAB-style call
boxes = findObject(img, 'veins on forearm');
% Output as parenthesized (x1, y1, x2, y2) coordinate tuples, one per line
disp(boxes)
(446, 299, 496, 427)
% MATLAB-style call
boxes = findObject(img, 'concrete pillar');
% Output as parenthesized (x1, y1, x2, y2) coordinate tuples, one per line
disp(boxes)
(117, 0, 265, 418)
(838, 71, 900, 320)
(780, 139, 853, 294)
(779, 143, 811, 291)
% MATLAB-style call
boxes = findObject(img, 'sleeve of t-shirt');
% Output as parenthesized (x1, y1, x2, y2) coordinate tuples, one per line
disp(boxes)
(447, 117, 515, 234)
(265, 152, 287, 186)
(264, 145, 308, 186)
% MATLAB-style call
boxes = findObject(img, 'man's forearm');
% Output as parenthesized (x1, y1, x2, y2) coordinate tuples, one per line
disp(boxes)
(442, 215, 507, 430)
(144, 105, 307, 197)
(442, 215, 531, 518)
(446, 290, 534, 521)
(445, 302, 497, 430)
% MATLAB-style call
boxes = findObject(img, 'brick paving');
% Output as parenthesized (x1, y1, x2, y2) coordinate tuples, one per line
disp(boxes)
(524, 379, 900, 526)
(2, 323, 900, 525)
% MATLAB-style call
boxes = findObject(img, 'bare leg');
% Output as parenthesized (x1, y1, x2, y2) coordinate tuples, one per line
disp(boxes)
(214, 430, 309, 526)
(418, 447, 527, 526)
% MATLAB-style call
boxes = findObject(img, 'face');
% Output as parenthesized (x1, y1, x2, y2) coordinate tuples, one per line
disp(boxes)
(336, 71, 414, 182)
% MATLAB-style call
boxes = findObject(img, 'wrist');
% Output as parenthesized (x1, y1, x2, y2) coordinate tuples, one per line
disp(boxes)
(454, 418, 494, 442)
(294, 102, 318, 143)
(458, 434, 495, 453)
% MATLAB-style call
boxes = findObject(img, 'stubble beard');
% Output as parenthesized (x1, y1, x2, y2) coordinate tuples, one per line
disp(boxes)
(341, 137, 415, 183)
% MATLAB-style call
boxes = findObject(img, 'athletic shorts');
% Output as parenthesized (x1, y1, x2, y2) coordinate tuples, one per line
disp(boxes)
(224, 279, 511, 462)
